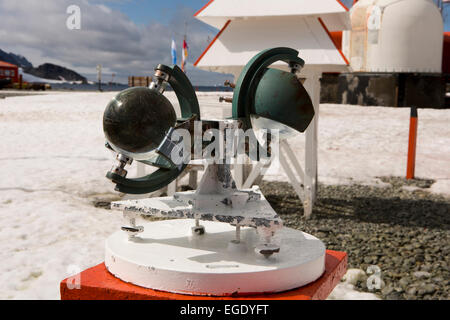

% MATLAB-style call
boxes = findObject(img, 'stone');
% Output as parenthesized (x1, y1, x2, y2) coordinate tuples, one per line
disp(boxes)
(407, 287, 417, 296)
(423, 284, 437, 295)
(364, 256, 373, 264)
(417, 283, 437, 296)
(399, 277, 410, 289)
(386, 292, 402, 300)
(341, 268, 367, 286)
(394, 287, 404, 293)
(381, 285, 394, 296)
(413, 271, 431, 279)
(421, 264, 432, 272)
(403, 258, 415, 267)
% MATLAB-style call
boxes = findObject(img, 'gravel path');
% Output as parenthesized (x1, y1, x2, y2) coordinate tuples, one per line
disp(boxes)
(260, 177, 450, 300)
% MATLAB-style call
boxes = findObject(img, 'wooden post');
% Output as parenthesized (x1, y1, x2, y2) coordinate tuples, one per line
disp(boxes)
(406, 106, 418, 180)
(19, 74, 23, 90)
(188, 171, 198, 189)
(167, 180, 177, 196)
(97, 65, 102, 92)
(303, 70, 320, 218)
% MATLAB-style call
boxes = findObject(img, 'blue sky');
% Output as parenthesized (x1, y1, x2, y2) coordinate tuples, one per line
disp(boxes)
(100, 0, 211, 26)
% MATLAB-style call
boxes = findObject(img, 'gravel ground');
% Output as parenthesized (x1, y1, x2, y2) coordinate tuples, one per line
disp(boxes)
(259, 177, 450, 300)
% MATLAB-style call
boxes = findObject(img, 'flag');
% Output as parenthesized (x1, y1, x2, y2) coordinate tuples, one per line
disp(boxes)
(171, 39, 177, 65)
(182, 38, 188, 72)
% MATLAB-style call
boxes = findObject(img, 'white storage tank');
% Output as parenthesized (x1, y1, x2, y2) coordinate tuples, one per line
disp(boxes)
(343, 0, 444, 73)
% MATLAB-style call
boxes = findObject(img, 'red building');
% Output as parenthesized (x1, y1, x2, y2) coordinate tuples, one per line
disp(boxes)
(443, 32, 450, 74)
(0, 60, 19, 83)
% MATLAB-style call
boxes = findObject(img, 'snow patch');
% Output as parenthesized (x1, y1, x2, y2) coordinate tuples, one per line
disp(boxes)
(328, 269, 380, 300)
(428, 179, 450, 197)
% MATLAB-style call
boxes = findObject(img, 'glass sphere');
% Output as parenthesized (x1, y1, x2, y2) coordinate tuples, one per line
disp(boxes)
(103, 87, 176, 159)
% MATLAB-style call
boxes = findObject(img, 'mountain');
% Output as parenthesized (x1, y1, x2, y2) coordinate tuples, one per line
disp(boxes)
(0, 49, 87, 83)
(24, 63, 87, 83)
(0, 49, 33, 68)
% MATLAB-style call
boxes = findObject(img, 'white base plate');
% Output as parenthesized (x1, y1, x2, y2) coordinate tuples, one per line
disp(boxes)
(105, 219, 325, 296)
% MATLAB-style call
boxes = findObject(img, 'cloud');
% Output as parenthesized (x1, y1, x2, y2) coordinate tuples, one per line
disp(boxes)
(0, 0, 232, 85)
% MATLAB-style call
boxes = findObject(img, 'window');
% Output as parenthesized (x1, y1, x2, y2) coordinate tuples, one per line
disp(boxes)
(5, 70, 10, 76)
(11, 70, 15, 76)
(0, 69, 3, 75)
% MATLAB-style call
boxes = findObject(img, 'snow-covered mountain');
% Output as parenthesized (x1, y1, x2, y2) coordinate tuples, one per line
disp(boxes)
(1, 49, 87, 83)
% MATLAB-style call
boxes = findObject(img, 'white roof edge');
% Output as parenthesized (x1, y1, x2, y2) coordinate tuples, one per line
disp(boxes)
(197, 12, 351, 31)
(195, 0, 348, 19)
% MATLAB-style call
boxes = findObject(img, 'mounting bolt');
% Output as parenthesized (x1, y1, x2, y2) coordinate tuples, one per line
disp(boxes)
(219, 96, 233, 103)
(191, 225, 205, 235)
(149, 69, 170, 93)
(224, 80, 236, 88)
(122, 213, 143, 240)
(191, 219, 205, 235)
(289, 62, 303, 75)
(121, 225, 144, 239)
(109, 153, 133, 177)
(255, 243, 280, 258)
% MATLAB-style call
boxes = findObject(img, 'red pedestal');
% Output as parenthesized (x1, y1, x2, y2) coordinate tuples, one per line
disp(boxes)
(61, 250, 347, 300)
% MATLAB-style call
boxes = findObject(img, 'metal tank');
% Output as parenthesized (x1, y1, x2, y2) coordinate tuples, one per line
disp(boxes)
(343, 0, 443, 73)
(334, 0, 447, 108)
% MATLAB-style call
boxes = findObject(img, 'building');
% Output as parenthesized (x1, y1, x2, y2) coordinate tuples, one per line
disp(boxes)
(0, 60, 19, 83)
(316, 0, 449, 108)
(194, 0, 350, 79)
(335, 0, 446, 108)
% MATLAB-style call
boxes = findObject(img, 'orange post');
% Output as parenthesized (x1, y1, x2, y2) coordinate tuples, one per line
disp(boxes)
(406, 107, 418, 179)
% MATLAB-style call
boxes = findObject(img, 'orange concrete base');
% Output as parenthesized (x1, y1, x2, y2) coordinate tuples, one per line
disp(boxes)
(60, 250, 347, 300)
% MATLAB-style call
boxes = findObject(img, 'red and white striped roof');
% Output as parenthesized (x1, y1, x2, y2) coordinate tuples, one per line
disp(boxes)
(194, 0, 351, 75)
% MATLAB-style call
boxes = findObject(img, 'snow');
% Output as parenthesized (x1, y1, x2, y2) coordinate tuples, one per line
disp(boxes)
(264, 103, 450, 192)
(19, 68, 82, 84)
(0, 91, 448, 300)
(327, 269, 380, 300)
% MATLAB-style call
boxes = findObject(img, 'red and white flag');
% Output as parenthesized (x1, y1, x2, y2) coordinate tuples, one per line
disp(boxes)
(181, 39, 188, 72)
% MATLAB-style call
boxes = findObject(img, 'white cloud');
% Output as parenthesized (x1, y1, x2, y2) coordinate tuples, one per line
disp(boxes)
(0, 0, 232, 85)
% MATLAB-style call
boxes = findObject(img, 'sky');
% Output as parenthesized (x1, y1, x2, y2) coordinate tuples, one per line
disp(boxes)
(0, 0, 228, 85)
(0, 0, 449, 85)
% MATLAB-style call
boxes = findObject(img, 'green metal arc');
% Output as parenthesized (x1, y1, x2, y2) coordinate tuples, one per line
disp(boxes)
(232, 47, 304, 122)
(168, 65, 201, 119)
(231, 47, 305, 160)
